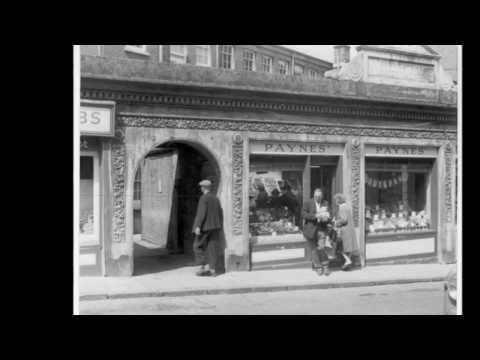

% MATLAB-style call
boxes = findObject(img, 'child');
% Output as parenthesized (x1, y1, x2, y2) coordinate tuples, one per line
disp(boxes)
(316, 229, 331, 276)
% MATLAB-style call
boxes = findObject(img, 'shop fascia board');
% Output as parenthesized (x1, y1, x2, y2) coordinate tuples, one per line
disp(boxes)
(81, 73, 457, 117)
(80, 56, 456, 109)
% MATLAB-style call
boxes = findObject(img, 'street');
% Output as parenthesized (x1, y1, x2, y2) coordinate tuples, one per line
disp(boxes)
(79, 281, 445, 315)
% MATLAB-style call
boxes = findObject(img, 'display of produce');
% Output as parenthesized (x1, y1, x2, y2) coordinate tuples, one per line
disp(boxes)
(366, 205, 430, 234)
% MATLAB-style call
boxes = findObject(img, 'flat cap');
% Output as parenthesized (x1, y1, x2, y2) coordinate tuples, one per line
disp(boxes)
(199, 179, 212, 187)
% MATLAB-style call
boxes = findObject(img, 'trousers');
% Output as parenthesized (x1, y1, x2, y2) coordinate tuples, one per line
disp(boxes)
(193, 229, 223, 272)
(306, 238, 329, 269)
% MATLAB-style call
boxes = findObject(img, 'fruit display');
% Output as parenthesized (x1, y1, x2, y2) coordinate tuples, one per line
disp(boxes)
(250, 218, 300, 236)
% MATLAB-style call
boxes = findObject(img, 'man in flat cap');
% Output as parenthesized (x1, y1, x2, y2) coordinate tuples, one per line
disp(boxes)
(192, 179, 224, 276)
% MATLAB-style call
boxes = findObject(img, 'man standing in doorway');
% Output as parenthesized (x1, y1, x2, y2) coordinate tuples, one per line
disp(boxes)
(302, 188, 331, 276)
(192, 180, 224, 277)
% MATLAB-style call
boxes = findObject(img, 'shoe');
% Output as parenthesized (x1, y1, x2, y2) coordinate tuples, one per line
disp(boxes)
(196, 270, 210, 276)
(341, 264, 352, 271)
(316, 268, 324, 276)
(323, 266, 331, 276)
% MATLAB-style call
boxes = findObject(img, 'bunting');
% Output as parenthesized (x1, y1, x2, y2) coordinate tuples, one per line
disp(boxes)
(366, 173, 404, 189)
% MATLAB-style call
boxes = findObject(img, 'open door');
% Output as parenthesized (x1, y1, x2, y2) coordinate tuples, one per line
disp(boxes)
(141, 149, 179, 249)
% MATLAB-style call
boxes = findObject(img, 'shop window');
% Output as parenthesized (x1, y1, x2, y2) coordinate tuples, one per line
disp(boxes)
(243, 50, 255, 71)
(249, 156, 305, 237)
(365, 158, 433, 235)
(194, 45, 211, 66)
(218, 45, 233, 69)
(79, 153, 100, 244)
(262, 55, 273, 73)
(278, 60, 291, 75)
(170, 45, 187, 64)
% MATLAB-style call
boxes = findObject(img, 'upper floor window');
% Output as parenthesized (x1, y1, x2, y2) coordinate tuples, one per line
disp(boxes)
(170, 45, 187, 64)
(194, 45, 211, 66)
(218, 45, 234, 69)
(294, 64, 304, 75)
(124, 45, 149, 55)
(243, 50, 256, 71)
(278, 60, 291, 75)
(262, 55, 273, 73)
(309, 70, 318, 79)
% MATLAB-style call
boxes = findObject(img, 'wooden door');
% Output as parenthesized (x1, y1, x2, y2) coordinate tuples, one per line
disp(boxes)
(141, 150, 178, 248)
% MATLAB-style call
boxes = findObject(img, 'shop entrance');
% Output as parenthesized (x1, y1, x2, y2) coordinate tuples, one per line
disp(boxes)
(249, 154, 343, 270)
(133, 141, 220, 275)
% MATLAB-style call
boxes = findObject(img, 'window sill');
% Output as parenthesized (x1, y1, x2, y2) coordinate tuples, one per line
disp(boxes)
(124, 46, 150, 56)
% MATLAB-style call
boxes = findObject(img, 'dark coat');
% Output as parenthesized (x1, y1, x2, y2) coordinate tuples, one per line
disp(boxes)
(192, 192, 223, 233)
(302, 199, 320, 240)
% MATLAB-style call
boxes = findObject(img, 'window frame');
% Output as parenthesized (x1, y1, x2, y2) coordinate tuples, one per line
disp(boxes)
(294, 64, 304, 75)
(278, 59, 291, 75)
(262, 55, 273, 73)
(218, 45, 234, 70)
(79, 150, 100, 245)
(243, 50, 256, 71)
(124, 45, 149, 56)
(194, 45, 211, 67)
(170, 45, 188, 64)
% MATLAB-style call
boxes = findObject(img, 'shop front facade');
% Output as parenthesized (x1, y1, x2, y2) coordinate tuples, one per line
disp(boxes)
(79, 50, 457, 277)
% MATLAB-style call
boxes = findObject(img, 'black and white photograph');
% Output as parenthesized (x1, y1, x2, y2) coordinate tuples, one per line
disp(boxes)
(73, 45, 461, 315)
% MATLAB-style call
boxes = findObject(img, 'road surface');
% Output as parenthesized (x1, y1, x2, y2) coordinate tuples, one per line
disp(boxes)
(79, 281, 444, 315)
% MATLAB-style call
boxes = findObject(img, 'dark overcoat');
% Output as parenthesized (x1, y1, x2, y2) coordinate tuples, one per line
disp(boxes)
(192, 192, 223, 233)
(302, 199, 319, 240)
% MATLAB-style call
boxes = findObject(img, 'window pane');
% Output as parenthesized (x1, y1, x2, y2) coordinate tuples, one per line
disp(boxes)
(219, 45, 232, 69)
(249, 157, 303, 237)
(195, 45, 210, 65)
(80, 156, 94, 235)
(365, 159, 432, 235)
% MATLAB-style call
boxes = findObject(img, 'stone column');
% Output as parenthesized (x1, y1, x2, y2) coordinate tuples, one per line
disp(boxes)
(226, 133, 250, 271)
(105, 126, 132, 276)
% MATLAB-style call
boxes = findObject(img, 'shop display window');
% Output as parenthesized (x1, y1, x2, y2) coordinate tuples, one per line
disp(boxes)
(249, 156, 304, 237)
(79, 152, 100, 244)
(365, 158, 434, 235)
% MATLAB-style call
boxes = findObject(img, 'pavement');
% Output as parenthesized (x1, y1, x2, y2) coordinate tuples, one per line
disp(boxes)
(79, 282, 445, 315)
(78, 263, 451, 301)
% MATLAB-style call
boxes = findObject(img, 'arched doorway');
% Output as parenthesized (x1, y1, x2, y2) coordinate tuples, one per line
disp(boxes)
(133, 140, 221, 275)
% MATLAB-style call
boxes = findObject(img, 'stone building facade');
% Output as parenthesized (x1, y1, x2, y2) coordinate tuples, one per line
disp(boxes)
(79, 45, 457, 276)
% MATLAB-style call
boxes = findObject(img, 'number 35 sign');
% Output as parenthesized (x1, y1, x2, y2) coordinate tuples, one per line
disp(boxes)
(80, 100, 115, 137)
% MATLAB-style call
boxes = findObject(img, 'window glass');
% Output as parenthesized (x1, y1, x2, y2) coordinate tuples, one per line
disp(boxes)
(170, 45, 187, 64)
(80, 156, 95, 236)
(365, 158, 433, 234)
(134, 167, 141, 201)
(262, 55, 273, 73)
(249, 156, 303, 237)
(294, 64, 304, 75)
(278, 60, 290, 75)
(195, 45, 210, 66)
(219, 45, 233, 69)
(243, 50, 255, 71)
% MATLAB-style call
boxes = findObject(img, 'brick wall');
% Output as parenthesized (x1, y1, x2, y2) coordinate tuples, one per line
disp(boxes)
(80, 44, 332, 77)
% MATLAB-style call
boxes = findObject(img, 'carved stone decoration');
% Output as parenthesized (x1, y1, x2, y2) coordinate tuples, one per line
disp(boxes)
(81, 89, 456, 123)
(232, 134, 244, 236)
(117, 114, 457, 141)
(111, 130, 127, 243)
(351, 138, 361, 227)
(444, 142, 454, 223)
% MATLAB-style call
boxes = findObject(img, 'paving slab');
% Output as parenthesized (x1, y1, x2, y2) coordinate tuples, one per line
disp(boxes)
(79, 263, 451, 301)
